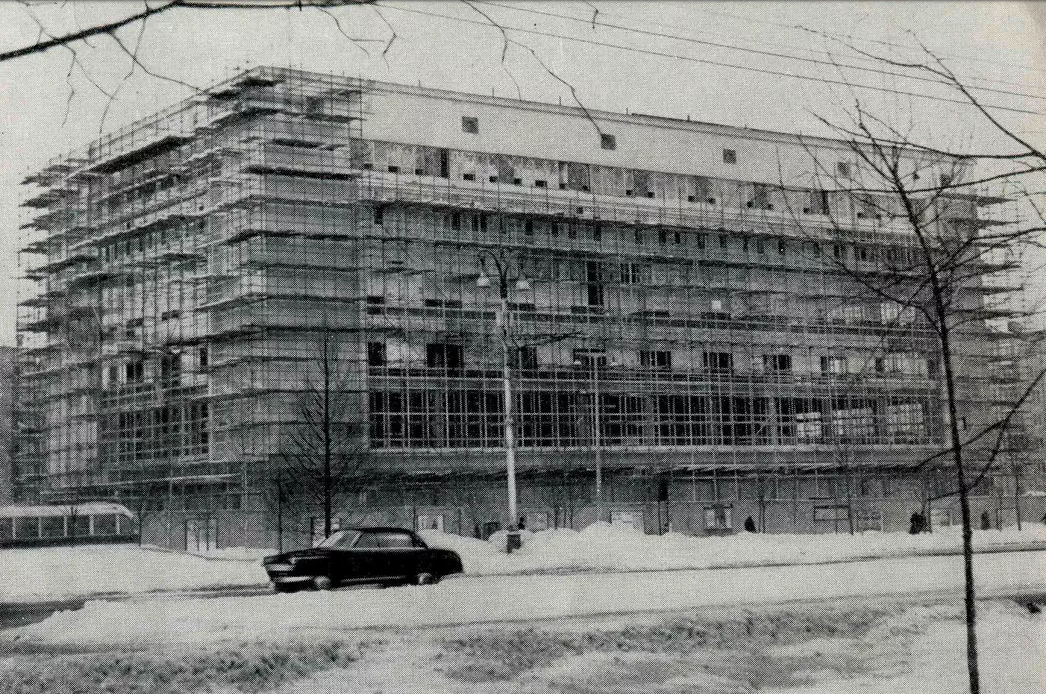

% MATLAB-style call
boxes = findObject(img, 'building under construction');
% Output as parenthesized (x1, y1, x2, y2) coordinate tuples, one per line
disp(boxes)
(13, 67, 1041, 548)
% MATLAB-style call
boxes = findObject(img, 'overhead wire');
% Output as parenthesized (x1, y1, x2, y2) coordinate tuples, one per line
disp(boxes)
(475, 0, 1046, 103)
(375, 2, 1044, 117)
(693, 3, 1046, 77)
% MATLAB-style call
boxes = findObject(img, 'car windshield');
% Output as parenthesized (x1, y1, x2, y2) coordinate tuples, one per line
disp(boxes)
(316, 530, 361, 549)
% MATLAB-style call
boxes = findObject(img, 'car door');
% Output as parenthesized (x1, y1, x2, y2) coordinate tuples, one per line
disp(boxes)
(374, 530, 424, 579)
(348, 531, 388, 581)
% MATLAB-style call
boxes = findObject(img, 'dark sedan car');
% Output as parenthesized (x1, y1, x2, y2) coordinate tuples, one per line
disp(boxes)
(262, 527, 464, 591)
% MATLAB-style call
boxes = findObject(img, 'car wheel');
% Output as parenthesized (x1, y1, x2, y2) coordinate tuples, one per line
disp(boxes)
(273, 583, 297, 594)
(312, 575, 334, 591)
(415, 572, 439, 586)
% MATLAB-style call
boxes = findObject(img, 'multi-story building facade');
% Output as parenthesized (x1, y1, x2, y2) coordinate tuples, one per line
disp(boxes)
(13, 67, 1037, 547)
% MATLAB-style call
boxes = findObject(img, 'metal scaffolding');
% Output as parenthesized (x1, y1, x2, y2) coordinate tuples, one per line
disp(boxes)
(12, 66, 1036, 535)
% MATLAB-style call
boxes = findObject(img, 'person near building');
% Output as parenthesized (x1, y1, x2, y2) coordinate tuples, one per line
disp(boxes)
(744, 516, 757, 532)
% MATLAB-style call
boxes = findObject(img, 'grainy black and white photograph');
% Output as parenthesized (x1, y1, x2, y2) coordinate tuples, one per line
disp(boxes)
(0, 2, 1044, 693)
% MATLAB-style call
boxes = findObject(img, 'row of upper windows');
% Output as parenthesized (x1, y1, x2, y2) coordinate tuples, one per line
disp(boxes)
(380, 209, 920, 266)
(363, 139, 874, 215)
(458, 115, 853, 177)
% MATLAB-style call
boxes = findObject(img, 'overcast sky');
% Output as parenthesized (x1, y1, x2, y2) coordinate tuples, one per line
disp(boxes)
(1, 1, 1044, 345)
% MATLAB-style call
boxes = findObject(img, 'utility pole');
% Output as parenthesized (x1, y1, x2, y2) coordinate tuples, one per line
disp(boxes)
(477, 249, 530, 552)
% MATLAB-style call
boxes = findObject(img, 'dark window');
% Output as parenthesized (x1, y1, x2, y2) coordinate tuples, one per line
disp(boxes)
(513, 346, 538, 370)
(387, 165, 399, 173)
(368, 342, 387, 367)
(601, 133, 617, 150)
(461, 116, 479, 134)
(450, 213, 461, 231)
(125, 360, 144, 383)
(524, 220, 534, 236)
(778, 239, 787, 255)
(427, 343, 463, 371)
(373, 206, 384, 225)
(703, 351, 733, 372)
(463, 173, 475, 181)
(837, 162, 851, 178)
(489, 175, 498, 183)
(534, 180, 547, 188)
(198, 347, 208, 369)
(353, 532, 382, 548)
(763, 354, 792, 372)
(586, 261, 604, 307)
(573, 350, 608, 369)
(640, 350, 672, 369)
(722, 148, 737, 164)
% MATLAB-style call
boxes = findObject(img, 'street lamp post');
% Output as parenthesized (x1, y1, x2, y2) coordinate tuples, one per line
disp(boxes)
(574, 356, 616, 524)
(477, 250, 530, 553)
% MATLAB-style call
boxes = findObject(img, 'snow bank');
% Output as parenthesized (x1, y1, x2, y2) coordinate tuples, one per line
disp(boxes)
(421, 522, 1046, 576)
(0, 545, 268, 602)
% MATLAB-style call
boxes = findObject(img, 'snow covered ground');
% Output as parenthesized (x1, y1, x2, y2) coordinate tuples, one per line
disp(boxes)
(10, 550, 1044, 647)
(2, 523, 1044, 604)
(769, 601, 1045, 694)
(0, 545, 268, 602)
(263, 601, 1045, 694)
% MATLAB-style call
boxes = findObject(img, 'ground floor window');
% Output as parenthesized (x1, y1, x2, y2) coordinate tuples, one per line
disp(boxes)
(703, 504, 733, 531)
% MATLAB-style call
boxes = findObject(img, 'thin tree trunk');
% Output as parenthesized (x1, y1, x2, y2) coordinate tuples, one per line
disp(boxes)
(937, 304, 980, 694)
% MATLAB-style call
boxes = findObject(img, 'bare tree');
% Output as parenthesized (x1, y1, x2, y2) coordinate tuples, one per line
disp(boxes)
(276, 326, 371, 542)
(780, 50, 1046, 691)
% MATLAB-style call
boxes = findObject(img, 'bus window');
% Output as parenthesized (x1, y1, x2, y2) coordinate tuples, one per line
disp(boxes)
(16, 517, 39, 539)
(72, 515, 90, 537)
(42, 516, 65, 538)
(0, 518, 12, 541)
(93, 514, 118, 536)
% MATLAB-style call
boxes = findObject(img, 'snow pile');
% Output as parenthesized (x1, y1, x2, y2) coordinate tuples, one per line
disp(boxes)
(0, 545, 268, 602)
(420, 522, 1046, 576)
